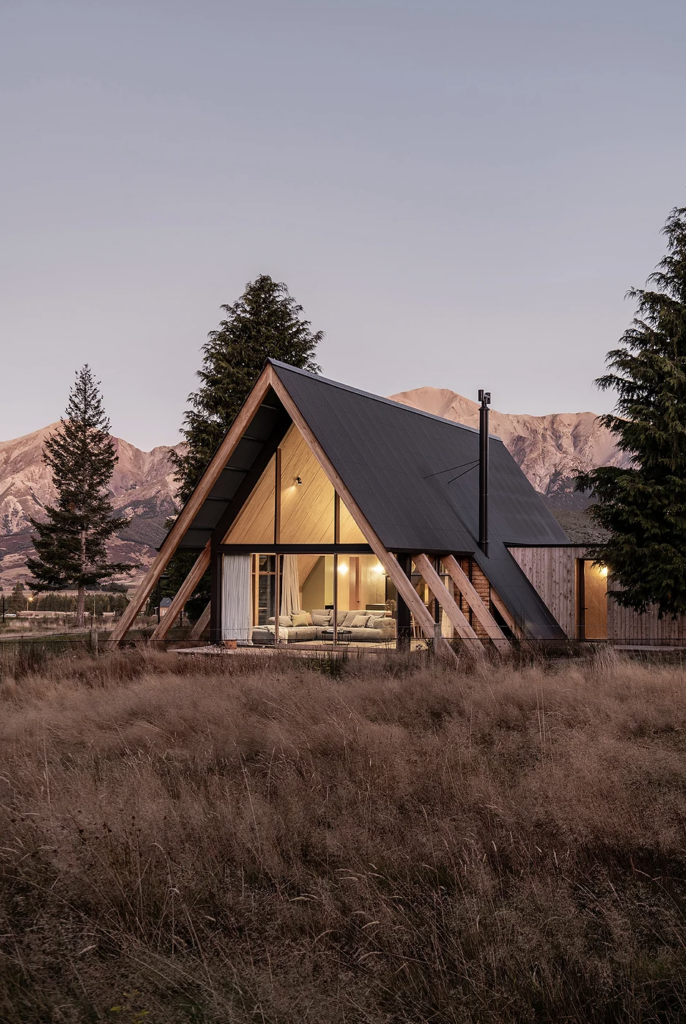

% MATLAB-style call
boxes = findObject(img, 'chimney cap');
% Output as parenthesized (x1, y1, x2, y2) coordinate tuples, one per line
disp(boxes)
(478, 389, 491, 405)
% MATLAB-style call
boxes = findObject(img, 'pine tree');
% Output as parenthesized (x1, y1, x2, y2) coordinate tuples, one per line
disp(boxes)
(27, 366, 134, 626)
(170, 274, 322, 504)
(577, 206, 686, 616)
(165, 275, 323, 619)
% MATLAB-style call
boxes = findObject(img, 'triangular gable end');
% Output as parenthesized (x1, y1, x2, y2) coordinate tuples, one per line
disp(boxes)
(221, 423, 367, 548)
(111, 363, 453, 654)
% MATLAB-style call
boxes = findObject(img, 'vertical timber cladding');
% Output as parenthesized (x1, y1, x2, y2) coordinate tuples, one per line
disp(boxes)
(607, 588, 686, 643)
(453, 558, 491, 639)
(508, 547, 576, 638)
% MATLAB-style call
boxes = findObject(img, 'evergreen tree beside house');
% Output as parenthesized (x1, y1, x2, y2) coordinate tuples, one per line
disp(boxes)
(578, 206, 686, 617)
(27, 366, 134, 627)
(165, 275, 323, 618)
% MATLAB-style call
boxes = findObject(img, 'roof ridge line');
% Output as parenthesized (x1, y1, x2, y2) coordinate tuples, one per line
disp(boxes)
(268, 360, 503, 441)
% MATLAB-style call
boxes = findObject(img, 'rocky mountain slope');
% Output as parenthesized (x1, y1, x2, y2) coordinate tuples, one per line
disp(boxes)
(0, 425, 181, 591)
(390, 387, 630, 508)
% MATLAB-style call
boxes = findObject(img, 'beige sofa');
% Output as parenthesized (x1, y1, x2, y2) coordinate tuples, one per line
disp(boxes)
(252, 608, 396, 644)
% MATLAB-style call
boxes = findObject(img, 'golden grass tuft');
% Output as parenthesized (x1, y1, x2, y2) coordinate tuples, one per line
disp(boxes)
(1, 649, 686, 1022)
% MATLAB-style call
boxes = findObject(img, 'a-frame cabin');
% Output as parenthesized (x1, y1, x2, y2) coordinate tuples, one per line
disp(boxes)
(111, 361, 574, 656)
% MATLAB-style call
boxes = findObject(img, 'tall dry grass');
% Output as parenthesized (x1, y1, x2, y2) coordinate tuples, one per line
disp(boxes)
(1, 648, 686, 1022)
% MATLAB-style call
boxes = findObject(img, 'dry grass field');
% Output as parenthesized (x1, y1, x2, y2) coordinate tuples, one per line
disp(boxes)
(1, 647, 686, 1023)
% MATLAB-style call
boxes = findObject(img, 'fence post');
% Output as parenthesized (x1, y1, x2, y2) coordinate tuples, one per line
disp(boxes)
(433, 621, 442, 656)
(90, 628, 99, 657)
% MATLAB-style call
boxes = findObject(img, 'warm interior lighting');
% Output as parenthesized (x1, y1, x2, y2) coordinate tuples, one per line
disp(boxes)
(372, 562, 384, 574)
(338, 563, 348, 575)
(295, 476, 303, 485)
(599, 566, 608, 577)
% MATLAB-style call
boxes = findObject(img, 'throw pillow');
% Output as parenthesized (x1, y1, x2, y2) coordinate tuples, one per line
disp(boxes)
(292, 611, 313, 627)
(351, 614, 368, 628)
(312, 613, 331, 626)
(368, 616, 385, 629)
(342, 611, 361, 627)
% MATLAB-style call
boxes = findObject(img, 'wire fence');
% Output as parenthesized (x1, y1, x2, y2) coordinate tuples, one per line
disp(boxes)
(2, 629, 686, 678)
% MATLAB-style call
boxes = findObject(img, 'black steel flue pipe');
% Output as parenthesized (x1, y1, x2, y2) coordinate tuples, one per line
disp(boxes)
(478, 389, 491, 557)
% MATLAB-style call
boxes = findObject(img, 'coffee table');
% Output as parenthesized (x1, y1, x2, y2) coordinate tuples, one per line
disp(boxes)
(320, 628, 352, 645)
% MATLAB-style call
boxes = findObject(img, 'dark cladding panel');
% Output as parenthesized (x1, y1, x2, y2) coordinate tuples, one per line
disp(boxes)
(207, 467, 247, 502)
(186, 500, 229, 532)
(228, 436, 266, 471)
(178, 527, 213, 551)
(247, 402, 284, 439)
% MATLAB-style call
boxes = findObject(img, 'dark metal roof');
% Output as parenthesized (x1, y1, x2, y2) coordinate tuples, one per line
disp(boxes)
(270, 361, 570, 639)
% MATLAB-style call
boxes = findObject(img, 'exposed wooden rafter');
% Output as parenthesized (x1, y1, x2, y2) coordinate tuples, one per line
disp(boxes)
(413, 553, 484, 660)
(489, 587, 519, 635)
(441, 555, 509, 652)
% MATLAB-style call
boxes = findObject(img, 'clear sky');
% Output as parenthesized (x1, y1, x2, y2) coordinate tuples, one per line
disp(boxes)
(2, 0, 685, 450)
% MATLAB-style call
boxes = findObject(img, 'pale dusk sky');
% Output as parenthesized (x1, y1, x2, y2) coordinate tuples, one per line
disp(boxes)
(2, 0, 686, 449)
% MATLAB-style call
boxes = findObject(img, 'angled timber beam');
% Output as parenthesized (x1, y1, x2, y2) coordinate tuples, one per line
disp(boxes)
(109, 365, 277, 645)
(189, 602, 211, 640)
(269, 374, 458, 664)
(490, 588, 519, 636)
(149, 543, 211, 641)
(441, 555, 509, 653)
(414, 553, 485, 661)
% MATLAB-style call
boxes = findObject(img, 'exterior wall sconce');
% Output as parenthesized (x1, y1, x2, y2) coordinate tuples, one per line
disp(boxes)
(296, 476, 303, 485)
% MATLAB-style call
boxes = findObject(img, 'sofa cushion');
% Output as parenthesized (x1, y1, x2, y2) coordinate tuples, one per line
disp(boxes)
(342, 611, 363, 627)
(269, 615, 294, 627)
(312, 613, 331, 626)
(350, 613, 369, 628)
(292, 611, 313, 626)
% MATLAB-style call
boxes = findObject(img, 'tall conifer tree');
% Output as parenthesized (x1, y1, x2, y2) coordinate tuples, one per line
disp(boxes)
(577, 206, 686, 616)
(27, 366, 133, 626)
(165, 275, 322, 618)
(171, 274, 322, 504)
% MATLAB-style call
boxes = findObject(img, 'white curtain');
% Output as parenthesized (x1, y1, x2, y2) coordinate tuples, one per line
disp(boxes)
(222, 554, 252, 642)
(280, 554, 300, 617)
